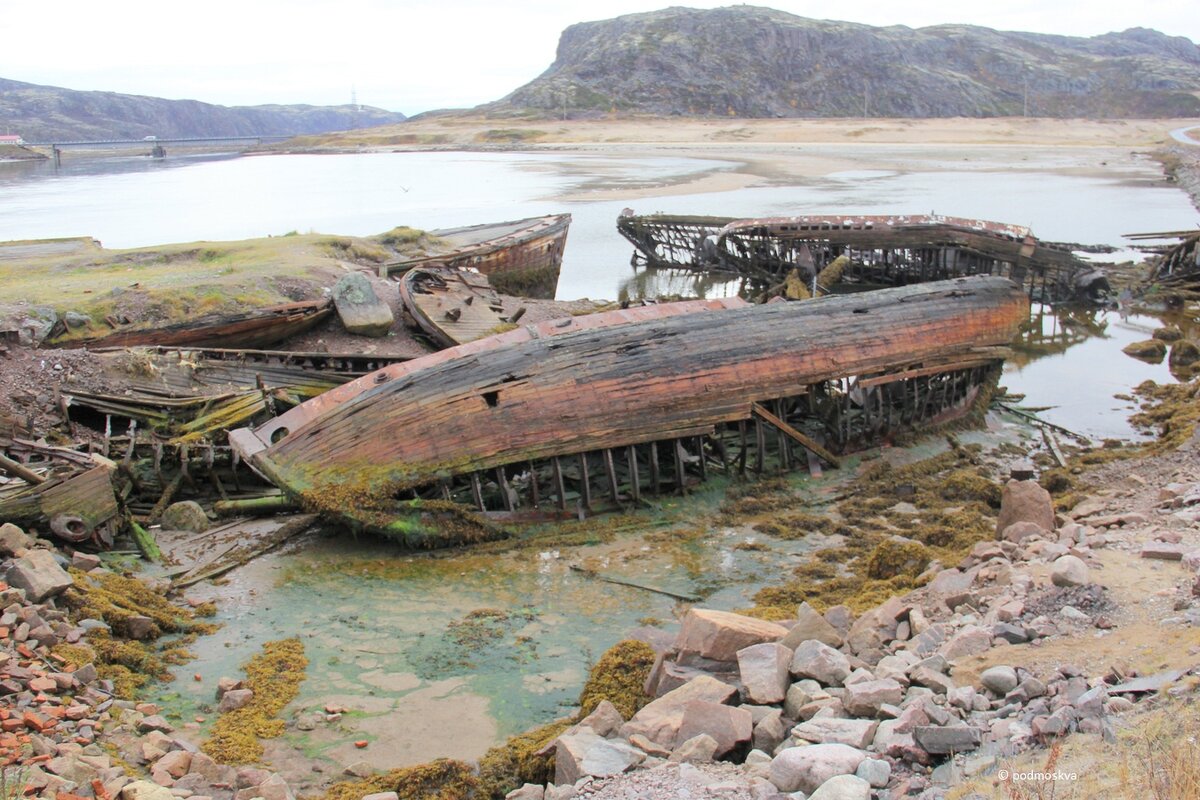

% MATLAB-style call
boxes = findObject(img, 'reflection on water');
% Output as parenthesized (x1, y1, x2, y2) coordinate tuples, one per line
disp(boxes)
(617, 265, 746, 303)
(1005, 302, 1200, 440)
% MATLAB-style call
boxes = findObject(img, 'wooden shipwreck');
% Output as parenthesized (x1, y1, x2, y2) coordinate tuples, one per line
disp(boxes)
(398, 267, 525, 348)
(45, 299, 333, 350)
(381, 214, 571, 299)
(231, 276, 1027, 546)
(617, 212, 1108, 303)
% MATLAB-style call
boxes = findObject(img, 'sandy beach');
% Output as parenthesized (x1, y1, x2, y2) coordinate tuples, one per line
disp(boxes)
(295, 115, 1200, 204)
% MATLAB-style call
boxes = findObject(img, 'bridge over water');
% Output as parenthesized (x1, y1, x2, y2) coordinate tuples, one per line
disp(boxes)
(22, 135, 292, 163)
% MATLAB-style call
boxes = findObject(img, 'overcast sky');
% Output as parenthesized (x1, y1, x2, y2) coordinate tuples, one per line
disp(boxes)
(1, 0, 1195, 116)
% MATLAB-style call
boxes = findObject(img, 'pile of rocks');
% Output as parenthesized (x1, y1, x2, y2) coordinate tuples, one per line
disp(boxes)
(0, 522, 298, 800)
(501, 477, 1200, 800)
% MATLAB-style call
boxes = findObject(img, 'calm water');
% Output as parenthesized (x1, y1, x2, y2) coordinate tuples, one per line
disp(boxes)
(3, 148, 1199, 771)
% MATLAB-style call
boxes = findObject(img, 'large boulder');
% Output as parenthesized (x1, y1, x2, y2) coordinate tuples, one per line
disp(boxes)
(161, 501, 209, 533)
(809, 774, 872, 800)
(782, 602, 844, 648)
(674, 608, 787, 662)
(769, 743, 868, 794)
(554, 728, 644, 785)
(0, 523, 32, 556)
(1050, 555, 1089, 587)
(620, 675, 737, 747)
(333, 273, 394, 337)
(674, 701, 752, 756)
(6, 549, 73, 602)
(737, 642, 792, 704)
(842, 679, 904, 717)
(791, 718, 879, 749)
(790, 640, 851, 686)
(996, 480, 1055, 535)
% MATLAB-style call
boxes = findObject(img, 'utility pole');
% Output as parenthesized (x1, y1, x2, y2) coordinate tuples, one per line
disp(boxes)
(1022, 75, 1028, 118)
(862, 80, 870, 118)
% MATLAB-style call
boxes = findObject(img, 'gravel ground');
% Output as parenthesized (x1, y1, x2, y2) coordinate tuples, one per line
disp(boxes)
(578, 762, 757, 799)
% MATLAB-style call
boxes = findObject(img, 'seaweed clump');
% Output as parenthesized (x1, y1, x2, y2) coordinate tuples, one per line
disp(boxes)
(55, 569, 217, 697)
(577, 639, 656, 719)
(202, 638, 307, 764)
(320, 759, 479, 800)
(750, 439, 1002, 616)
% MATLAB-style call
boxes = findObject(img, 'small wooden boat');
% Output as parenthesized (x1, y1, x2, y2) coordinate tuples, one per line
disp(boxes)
(398, 267, 526, 348)
(232, 277, 1027, 546)
(46, 299, 334, 350)
(381, 214, 571, 299)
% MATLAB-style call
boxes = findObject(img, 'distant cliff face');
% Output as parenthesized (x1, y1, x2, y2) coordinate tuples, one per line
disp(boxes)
(0, 78, 407, 141)
(494, 6, 1200, 118)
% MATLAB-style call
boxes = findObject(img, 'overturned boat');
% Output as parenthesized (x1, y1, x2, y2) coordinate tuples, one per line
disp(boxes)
(232, 276, 1027, 546)
(617, 212, 1107, 303)
(45, 299, 334, 350)
(381, 213, 571, 299)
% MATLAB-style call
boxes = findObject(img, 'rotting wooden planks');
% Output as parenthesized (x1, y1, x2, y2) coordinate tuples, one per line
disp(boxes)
(234, 277, 1027, 511)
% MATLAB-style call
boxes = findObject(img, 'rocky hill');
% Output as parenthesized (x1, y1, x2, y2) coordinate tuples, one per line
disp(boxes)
(0, 77, 407, 141)
(493, 6, 1200, 118)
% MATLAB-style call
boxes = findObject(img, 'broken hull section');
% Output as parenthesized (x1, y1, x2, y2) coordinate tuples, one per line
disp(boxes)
(619, 213, 1106, 303)
(382, 214, 571, 299)
(233, 277, 1027, 544)
(46, 300, 334, 350)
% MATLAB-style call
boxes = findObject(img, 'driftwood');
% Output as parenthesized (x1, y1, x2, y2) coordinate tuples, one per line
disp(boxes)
(171, 514, 317, 589)
(0, 453, 47, 485)
(569, 564, 701, 602)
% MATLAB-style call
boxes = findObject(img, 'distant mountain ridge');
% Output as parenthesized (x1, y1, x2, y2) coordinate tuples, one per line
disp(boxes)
(0, 77, 407, 141)
(492, 6, 1200, 118)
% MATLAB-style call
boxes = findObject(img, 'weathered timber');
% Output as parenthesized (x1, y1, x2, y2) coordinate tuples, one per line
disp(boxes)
(46, 299, 333, 350)
(234, 298, 746, 449)
(232, 277, 1027, 539)
(381, 213, 571, 299)
(568, 564, 702, 602)
(1143, 231, 1200, 287)
(398, 267, 522, 348)
(751, 402, 841, 468)
(0, 453, 47, 485)
(618, 212, 1107, 304)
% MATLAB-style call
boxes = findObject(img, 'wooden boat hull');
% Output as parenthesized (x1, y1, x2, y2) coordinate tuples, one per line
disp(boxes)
(46, 300, 333, 350)
(382, 214, 571, 299)
(234, 277, 1027, 523)
(398, 267, 521, 349)
(618, 212, 1106, 303)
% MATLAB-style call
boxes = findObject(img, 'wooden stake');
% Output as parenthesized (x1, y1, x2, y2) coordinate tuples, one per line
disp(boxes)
(751, 402, 841, 468)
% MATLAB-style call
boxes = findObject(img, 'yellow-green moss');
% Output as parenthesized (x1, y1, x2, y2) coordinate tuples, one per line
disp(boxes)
(321, 759, 479, 800)
(864, 538, 931, 580)
(473, 638, 657, 798)
(475, 719, 571, 799)
(202, 638, 307, 764)
(56, 570, 217, 699)
(577, 639, 656, 719)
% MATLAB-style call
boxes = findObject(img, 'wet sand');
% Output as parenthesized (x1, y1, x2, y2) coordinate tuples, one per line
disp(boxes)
(313, 115, 1200, 203)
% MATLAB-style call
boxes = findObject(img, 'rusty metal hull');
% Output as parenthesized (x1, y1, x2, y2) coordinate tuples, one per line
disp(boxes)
(47, 300, 334, 350)
(382, 214, 571, 299)
(618, 213, 1104, 303)
(234, 277, 1027, 510)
